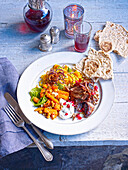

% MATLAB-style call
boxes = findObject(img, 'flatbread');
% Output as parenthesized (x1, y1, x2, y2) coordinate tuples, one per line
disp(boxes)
(74, 58, 87, 73)
(94, 21, 128, 58)
(83, 58, 101, 78)
(75, 48, 113, 80)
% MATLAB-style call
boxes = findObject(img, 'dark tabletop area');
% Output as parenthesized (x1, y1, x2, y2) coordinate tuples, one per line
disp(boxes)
(0, 146, 128, 170)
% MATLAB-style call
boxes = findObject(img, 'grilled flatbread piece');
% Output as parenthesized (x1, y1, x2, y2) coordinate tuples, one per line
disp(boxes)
(75, 48, 113, 80)
(94, 21, 128, 58)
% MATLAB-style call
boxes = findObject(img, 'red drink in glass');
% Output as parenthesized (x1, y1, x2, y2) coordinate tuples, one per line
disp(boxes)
(74, 21, 92, 53)
(23, 1, 52, 33)
(25, 9, 51, 32)
(75, 34, 90, 52)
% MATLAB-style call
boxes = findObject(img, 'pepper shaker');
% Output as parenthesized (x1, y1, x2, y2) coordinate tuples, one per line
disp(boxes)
(50, 26, 60, 44)
(39, 34, 52, 52)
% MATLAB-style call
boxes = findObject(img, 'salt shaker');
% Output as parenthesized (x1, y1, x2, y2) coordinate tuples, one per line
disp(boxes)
(39, 34, 52, 51)
(50, 26, 60, 44)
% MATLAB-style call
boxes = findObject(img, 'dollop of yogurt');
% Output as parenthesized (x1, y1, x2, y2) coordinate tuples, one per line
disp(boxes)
(59, 99, 74, 120)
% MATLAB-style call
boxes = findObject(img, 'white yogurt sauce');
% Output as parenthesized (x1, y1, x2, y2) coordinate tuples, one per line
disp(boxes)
(59, 99, 74, 120)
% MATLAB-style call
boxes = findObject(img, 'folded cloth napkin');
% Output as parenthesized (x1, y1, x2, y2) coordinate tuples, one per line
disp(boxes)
(0, 58, 33, 158)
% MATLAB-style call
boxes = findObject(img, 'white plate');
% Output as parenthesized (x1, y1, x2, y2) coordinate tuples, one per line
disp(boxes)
(17, 52, 115, 135)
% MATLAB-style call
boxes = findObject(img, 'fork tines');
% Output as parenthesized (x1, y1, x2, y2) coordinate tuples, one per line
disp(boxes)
(4, 104, 22, 123)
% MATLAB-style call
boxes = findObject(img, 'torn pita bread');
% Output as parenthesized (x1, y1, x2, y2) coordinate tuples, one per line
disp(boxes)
(83, 58, 101, 78)
(94, 21, 128, 58)
(74, 58, 87, 73)
(75, 48, 113, 80)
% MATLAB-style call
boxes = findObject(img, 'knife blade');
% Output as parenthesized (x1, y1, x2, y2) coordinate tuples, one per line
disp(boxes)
(4, 92, 54, 149)
(4, 93, 30, 123)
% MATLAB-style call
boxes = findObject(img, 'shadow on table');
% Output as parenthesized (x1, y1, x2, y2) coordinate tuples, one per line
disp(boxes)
(1, 22, 41, 38)
(0, 22, 42, 53)
(55, 30, 76, 52)
(1, 23, 75, 53)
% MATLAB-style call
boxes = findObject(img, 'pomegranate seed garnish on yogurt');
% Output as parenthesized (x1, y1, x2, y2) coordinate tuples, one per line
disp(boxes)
(59, 99, 75, 120)
(67, 104, 70, 108)
(71, 101, 74, 104)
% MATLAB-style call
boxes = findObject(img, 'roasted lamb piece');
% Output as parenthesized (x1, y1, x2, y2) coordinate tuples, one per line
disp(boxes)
(69, 81, 98, 118)
(83, 102, 95, 118)
(69, 81, 94, 102)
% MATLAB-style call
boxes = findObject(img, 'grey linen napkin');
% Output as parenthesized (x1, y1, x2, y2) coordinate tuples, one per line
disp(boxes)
(0, 58, 33, 158)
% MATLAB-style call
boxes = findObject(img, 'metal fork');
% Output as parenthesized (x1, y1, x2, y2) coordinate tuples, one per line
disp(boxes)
(4, 104, 53, 162)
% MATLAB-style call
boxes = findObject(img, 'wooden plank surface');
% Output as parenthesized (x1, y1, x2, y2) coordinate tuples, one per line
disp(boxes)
(0, 0, 128, 146)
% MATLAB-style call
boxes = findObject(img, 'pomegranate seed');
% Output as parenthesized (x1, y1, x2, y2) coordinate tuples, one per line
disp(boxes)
(94, 85, 98, 91)
(67, 104, 70, 108)
(76, 114, 82, 120)
(71, 101, 74, 104)
(65, 113, 68, 116)
(91, 92, 95, 95)
(79, 79, 82, 82)
(72, 104, 75, 106)
(77, 116, 82, 120)
(68, 100, 71, 102)
(79, 109, 82, 112)
(63, 102, 66, 105)
(76, 114, 80, 118)
(82, 108, 84, 111)
(75, 81, 79, 85)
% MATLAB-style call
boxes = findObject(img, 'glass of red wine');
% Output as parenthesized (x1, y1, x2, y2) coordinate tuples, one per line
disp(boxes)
(74, 21, 92, 52)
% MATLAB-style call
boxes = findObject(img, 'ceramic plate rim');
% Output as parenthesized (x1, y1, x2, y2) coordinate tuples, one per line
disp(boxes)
(17, 52, 115, 135)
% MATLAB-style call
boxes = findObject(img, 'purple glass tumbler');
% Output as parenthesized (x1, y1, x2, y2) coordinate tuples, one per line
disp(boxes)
(63, 4, 84, 38)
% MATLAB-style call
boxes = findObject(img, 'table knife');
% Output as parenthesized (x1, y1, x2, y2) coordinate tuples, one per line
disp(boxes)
(4, 92, 54, 149)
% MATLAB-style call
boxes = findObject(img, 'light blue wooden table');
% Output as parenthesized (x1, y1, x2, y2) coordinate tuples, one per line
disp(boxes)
(0, 0, 128, 146)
